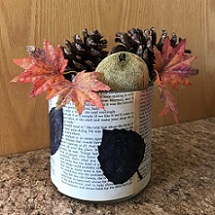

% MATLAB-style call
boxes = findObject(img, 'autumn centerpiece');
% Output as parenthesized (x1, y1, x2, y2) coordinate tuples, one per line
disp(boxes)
(11, 28, 198, 202)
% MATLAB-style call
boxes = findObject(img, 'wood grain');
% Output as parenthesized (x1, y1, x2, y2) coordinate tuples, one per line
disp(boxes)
(0, 0, 215, 155)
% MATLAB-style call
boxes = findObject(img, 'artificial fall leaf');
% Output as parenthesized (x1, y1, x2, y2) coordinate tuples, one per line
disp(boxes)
(53, 71, 111, 115)
(154, 37, 198, 90)
(154, 37, 198, 123)
(11, 40, 68, 97)
(11, 41, 111, 114)
(155, 71, 178, 124)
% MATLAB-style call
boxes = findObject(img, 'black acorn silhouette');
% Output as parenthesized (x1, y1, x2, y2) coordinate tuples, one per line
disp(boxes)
(49, 107, 63, 155)
(98, 129, 145, 184)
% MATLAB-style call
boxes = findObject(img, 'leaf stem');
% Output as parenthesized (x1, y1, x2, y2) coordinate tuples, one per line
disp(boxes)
(63, 70, 77, 75)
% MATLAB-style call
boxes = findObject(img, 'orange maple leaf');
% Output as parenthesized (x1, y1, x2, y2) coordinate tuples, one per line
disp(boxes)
(52, 71, 111, 115)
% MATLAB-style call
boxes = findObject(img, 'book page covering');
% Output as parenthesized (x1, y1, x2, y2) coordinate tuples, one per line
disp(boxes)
(49, 87, 153, 201)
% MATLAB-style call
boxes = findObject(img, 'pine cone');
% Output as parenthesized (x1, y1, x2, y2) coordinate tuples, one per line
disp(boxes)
(62, 29, 108, 80)
(111, 28, 191, 82)
(111, 27, 156, 81)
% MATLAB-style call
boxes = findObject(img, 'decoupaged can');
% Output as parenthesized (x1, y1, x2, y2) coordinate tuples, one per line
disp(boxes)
(48, 86, 153, 202)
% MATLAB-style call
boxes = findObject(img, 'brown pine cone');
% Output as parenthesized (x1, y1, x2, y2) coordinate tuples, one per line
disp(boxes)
(111, 28, 191, 82)
(111, 27, 156, 81)
(62, 29, 108, 80)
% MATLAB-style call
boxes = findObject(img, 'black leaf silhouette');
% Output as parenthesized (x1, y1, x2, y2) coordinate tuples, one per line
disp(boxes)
(98, 129, 145, 184)
(49, 107, 63, 155)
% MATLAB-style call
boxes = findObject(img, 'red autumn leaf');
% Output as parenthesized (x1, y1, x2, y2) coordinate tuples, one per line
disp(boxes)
(154, 37, 198, 90)
(11, 40, 68, 97)
(12, 41, 111, 114)
(154, 37, 198, 123)
(52, 71, 111, 115)
(155, 71, 178, 124)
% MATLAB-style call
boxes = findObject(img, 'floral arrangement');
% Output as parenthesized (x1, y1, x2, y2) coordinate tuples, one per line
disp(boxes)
(11, 28, 198, 123)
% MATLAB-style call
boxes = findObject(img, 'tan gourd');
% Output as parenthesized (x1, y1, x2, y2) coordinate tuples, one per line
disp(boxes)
(96, 51, 149, 91)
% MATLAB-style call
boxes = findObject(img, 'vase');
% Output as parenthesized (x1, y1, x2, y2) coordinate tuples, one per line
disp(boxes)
(48, 86, 153, 202)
